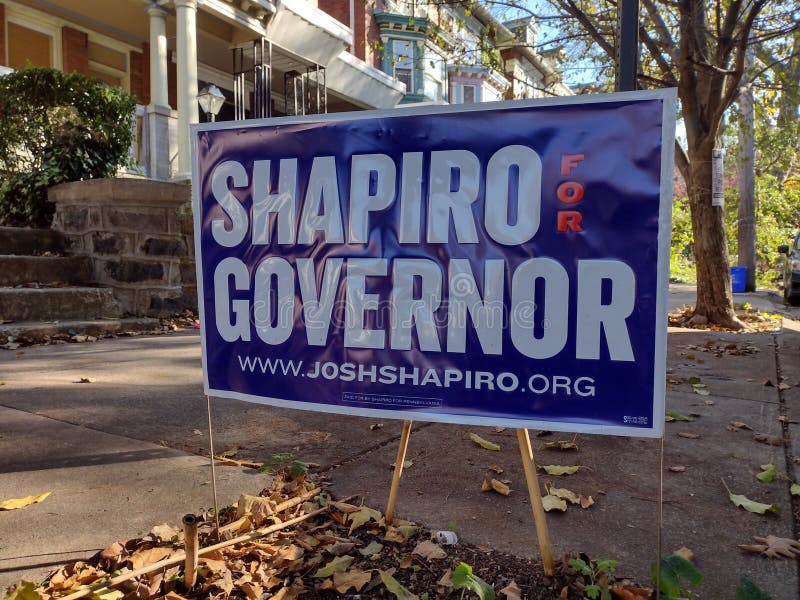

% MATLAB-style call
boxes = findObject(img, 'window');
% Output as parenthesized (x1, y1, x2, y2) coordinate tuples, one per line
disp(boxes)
(87, 41, 128, 89)
(462, 84, 477, 104)
(8, 22, 52, 69)
(392, 40, 414, 92)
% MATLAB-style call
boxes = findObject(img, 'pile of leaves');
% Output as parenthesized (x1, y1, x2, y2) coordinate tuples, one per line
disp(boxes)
(4, 468, 652, 600)
(0, 310, 200, 349)
(668, 306, 781, 332)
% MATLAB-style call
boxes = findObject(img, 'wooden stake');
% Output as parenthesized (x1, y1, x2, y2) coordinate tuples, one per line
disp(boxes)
(385, 419, 413, 525)
(182, 514, 199, 588)
(516, 428, 554, 576)
(205, 394, 221, 539)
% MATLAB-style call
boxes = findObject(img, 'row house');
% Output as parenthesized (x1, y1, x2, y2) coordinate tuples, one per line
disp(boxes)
(1, 1, 570, 182)
(0, 0, 405, 180)
(317, 0, 572, 105)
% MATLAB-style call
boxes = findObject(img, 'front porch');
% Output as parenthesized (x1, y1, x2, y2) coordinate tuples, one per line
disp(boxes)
(2, 0, 404, 181)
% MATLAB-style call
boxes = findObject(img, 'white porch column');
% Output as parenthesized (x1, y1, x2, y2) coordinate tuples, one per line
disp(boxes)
(146, 3, 169, 107)
(175, 0, 199, 178)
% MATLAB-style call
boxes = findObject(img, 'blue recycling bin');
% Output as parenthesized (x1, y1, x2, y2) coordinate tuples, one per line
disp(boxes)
(731, 266, 747, 293)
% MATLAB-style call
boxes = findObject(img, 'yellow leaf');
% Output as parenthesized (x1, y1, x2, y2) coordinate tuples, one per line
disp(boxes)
(5, 581, 39, 600)
(468, 433, 500, 451)
(314, 555, 354, 578)
(548, 487, 580, 504)
(379, 570, 418, 600)
(0, 492, 51, 511)
(348, 505, 382, 533)
(540, 465, 581, 476)
(541, 495, 567, 512)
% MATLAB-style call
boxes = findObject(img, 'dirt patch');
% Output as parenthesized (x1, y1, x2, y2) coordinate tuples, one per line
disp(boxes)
(6, 469, 650, 600)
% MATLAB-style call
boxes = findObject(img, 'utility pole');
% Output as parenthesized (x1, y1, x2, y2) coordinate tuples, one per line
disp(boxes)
(616, 0, 639, 92)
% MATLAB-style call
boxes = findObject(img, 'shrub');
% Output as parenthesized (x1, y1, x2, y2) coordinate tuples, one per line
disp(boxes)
(0, 67, 136, 227)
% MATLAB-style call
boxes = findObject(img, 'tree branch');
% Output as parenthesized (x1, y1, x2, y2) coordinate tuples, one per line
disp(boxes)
(554, 0, 615, 58)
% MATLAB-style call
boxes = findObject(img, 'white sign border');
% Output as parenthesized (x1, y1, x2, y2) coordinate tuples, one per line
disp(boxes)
(190, 88, 676, 439)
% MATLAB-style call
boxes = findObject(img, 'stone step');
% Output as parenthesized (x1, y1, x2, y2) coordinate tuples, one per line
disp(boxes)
(0, 255, 93, 286)
(0, 226, 67, 256)
(0, 317, 162, 345)
(0, 287, 121, 322)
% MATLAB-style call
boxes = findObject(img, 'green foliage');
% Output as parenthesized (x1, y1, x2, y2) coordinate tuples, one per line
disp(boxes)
(0, 67, 135, 227)
(651, 554, 703, 599)
(735, 576, 771, 600)
(568, 557, 618, 600)
(451, 562, 495, 600)
(670, 197, 696, 283)
(725, 174, 800, 288)
(258, 452, 309, 477)
(672, 170, 800, 287)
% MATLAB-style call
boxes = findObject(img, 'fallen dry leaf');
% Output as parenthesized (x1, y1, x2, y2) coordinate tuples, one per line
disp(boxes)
(611, 583, 653, 599)
(129, 546, 173, 570)
(469, 432, 500, 451)
(236, 494, 278, 526)
(481, 478, 511, 496)
(314, 555, 354, 578)
(412, 540, 447, 560)
(331, 569, 371, 593)
(669, 466, 687, 473)
(542, 440, 579, 450)
(541, 495, 567, 512)
(727, 491, 780, 515)
(359, 540, 383, 556)
(729, 421, 753, 431)
(76, 377, 96, 383)
(676, 432, 701, 439)
(547, 486, 580, 504)
(579, 495, 594, 509)
(753, 433, 785, 446)
(348, 505, 381, 533)
(379, 569, 418, 600)
(540, 465, 582, 476)
(738, 535, 800, 558)
(500, 579, 522, 599)
(0, 492, 51, 511)
(149, 523, 179, 541)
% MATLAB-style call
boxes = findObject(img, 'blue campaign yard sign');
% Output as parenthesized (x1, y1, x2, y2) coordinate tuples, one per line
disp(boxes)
(191, 89, 675, 438)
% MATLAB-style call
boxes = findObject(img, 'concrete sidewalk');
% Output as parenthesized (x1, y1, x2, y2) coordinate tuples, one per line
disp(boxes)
(2, 321, 800, 597)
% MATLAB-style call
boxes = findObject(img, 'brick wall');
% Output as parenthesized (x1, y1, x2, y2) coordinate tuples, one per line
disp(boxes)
(49, 179, 196, 317)
(362, 1, 381, 68)
(129, 43, 150, 104)
(61, 26, 88, 75)
(317, 0, 348, 26)
(318, 0, 380, 68)
(0, 4, 6, 67)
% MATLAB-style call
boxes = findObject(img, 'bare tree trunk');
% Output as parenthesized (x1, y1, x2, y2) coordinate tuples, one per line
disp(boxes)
(687, 148, 743, 329)
(736, 50, 756, 292)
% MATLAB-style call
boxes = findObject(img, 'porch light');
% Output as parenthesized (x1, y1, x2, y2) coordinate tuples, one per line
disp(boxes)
(197, 84, 225, 122)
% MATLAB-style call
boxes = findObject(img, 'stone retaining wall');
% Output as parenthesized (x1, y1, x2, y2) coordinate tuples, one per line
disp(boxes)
(49, 178, 196, 317)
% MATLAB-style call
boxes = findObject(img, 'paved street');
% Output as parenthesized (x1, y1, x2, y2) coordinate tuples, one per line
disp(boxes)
(2, 293, 800, 597)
